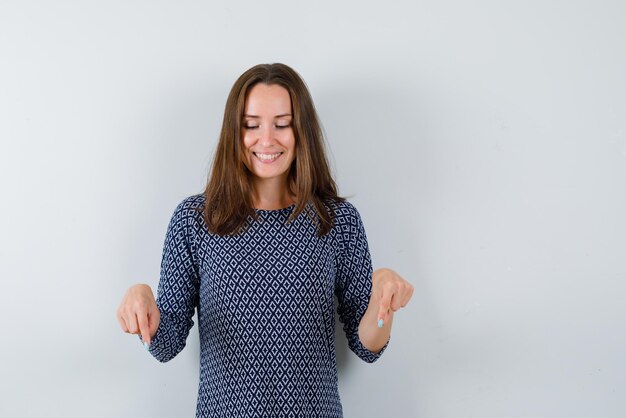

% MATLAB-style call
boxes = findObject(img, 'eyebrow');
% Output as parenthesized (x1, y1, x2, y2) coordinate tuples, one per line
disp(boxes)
(243, 113, 292, 118)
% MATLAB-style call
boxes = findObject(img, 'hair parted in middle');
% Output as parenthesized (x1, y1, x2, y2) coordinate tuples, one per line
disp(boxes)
(202, 63, 345, 236)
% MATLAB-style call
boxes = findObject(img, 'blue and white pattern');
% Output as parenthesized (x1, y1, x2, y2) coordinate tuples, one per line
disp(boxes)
(146, 194, 388, 417)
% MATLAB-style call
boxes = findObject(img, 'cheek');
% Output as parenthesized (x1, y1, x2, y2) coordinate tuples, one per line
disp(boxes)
(282, 132, 296, 152)
(242, 132, 253, 149)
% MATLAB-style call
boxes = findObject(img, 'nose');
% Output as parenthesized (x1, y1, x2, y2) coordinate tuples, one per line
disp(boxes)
(259, 125, 276, 147)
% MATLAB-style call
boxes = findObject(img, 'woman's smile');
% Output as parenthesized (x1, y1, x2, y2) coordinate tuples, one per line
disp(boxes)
(253, 151, 284, 163)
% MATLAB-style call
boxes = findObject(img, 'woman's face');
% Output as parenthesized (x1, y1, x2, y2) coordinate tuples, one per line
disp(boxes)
(242, 83, 295, 183)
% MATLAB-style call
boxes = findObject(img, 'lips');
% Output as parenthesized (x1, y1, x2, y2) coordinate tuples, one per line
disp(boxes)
(254, 152, 283, 162)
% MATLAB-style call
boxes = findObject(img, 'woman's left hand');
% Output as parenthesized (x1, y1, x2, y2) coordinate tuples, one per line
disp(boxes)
(358, 268, 414, 352)
(372, 268, 414, 326)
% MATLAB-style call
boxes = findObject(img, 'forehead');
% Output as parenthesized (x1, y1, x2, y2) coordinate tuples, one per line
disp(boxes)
(244, 83, 292, 116)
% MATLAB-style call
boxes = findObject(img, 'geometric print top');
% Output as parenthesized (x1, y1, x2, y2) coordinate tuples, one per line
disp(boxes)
(145, 194, 389, 417)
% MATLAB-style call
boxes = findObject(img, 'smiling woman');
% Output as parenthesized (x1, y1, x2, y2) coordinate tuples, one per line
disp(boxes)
(203, 63, 342, 236)
(241, 84, 296, 207)
(116, 63, 414, 418)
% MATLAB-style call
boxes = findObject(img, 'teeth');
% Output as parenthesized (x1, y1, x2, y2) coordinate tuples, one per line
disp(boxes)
(255, 152, 282, 161)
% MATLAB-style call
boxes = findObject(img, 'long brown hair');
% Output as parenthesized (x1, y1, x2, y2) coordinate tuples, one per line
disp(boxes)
(202, 63, 344, 236)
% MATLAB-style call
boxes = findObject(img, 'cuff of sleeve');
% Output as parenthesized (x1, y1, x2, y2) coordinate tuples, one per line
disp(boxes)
(351, 332, 391, 363)
(136, 317, 165, 354)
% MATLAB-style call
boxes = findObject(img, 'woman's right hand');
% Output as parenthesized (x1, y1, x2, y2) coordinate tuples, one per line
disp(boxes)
(116, 284, 160, 346)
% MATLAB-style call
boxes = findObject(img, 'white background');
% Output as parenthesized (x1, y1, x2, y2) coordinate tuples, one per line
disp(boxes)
(1, 1, 625, 417)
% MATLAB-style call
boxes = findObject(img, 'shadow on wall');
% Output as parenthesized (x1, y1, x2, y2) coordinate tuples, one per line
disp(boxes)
(322, 77, 429, 418)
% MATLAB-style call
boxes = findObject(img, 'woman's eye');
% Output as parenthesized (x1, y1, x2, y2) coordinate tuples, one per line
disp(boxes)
(243, 123, 291, 129)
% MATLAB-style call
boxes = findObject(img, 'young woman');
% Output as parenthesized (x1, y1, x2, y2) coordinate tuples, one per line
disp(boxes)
(116, 63, 413, 417)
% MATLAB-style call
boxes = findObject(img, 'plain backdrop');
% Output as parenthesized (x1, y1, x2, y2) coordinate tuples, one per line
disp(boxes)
(1, 1, 625, 417)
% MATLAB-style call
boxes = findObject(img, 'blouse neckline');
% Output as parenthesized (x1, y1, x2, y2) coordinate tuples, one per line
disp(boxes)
(253, 203, 296, 213)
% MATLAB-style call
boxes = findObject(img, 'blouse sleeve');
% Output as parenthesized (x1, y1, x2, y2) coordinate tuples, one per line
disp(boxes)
(141, 197, 201, 362)
(334, 202, 389, 363)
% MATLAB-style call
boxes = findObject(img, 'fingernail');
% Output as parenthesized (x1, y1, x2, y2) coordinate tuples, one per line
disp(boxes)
(143, 342, 150, 351)
(377, 318, 384, 328)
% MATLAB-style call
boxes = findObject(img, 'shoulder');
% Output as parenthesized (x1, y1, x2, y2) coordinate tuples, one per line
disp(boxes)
(174, 193, 205, 213)
(170, 193, 206, 228)
(329, 200, 367, 239)
(331, 200, 364, 227)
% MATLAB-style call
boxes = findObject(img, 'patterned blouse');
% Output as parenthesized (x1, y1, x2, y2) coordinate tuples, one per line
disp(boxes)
(145, 194, 388, 417)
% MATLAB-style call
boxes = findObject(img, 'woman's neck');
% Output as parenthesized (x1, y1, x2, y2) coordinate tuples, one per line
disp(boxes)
(251, 177, 296, 210)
